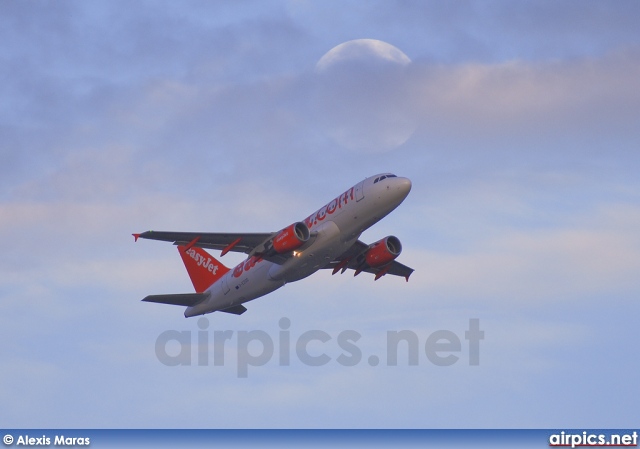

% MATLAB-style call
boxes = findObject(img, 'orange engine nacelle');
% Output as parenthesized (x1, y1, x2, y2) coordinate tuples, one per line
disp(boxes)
(272, 222, 311, 254)
(365, 236, 402, 267)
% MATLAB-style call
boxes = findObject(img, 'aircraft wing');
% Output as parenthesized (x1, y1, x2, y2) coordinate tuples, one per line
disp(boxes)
(133, 230, 300, 264)
(322, 239, 414, 281)
(134, 230, 273, 255)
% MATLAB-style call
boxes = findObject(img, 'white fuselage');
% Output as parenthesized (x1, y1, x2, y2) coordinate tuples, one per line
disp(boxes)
(184, 174, 411, 317)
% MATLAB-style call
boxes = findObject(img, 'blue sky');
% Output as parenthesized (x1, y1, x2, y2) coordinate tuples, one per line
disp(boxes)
(1, 1, 639, 428)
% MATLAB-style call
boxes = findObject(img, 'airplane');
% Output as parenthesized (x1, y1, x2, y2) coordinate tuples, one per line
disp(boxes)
(133, 173, 413, 318)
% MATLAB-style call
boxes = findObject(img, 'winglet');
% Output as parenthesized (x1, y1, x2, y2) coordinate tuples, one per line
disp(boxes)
(132, 233, 141, 242)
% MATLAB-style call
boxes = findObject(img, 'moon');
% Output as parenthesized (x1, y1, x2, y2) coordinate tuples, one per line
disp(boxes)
(316, 39, 411, 72)
(314, 39, 416, 153)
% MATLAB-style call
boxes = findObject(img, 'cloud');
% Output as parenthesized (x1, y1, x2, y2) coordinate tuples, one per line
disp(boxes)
(400, 200, 640, 304)
(410, 50, 640, 153)
(365, 1, 640, 63)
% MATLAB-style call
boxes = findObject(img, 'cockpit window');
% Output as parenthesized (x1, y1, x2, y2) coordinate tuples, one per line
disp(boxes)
(374, 174, 396, 183)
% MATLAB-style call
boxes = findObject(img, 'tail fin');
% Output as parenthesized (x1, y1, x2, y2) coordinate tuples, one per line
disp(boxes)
(177, 245, 230, 293)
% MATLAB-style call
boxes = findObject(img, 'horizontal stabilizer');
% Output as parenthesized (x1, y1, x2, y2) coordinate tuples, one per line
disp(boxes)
(219, 305, 247, 315)
(142, 292, 210, 307)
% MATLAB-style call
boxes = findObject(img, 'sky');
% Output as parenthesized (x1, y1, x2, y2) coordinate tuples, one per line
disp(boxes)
(1, 0, 639, 429)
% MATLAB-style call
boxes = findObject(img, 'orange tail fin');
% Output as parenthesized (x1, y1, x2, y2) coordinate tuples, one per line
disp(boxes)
(177, 244, 230, 293)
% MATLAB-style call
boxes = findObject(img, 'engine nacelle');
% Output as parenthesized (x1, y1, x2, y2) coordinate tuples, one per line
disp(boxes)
(272, 222, 311, 254)
(365, 236, 402, 267)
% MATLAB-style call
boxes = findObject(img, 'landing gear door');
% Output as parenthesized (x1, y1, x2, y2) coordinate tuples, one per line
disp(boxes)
(355, 181, 364, 202)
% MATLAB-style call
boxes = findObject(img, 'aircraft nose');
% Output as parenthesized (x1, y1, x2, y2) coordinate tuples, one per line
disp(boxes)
(392, 177, 412, 200)
(384, 176, 412, 204)
(397, 177, 412, 196)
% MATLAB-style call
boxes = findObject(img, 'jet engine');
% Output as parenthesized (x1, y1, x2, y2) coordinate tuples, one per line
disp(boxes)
(365, 236, 402, 267)
(272, 222, 311, 254)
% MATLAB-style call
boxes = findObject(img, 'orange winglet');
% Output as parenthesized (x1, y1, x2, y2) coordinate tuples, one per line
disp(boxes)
(183, 236, 200, 252)
(221, 237, 242, 257)
(132, 233, 141, 242)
